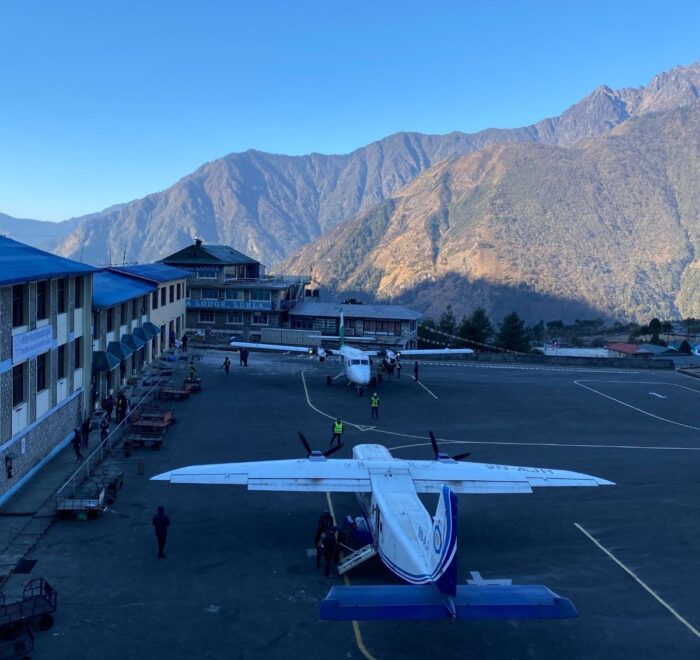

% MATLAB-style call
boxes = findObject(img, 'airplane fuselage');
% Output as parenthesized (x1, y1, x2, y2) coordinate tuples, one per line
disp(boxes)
(352, 444, 456, 588)
(337, 346, 371, 387)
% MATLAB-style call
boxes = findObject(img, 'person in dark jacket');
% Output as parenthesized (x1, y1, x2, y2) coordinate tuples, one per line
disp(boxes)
(80, 418, 91, 449)
(103, 393, 115, 422)
(152, 506, 171, 559)
(115, 393, 126, 423)
(314, 511, 334, 568)
(72, 428, 84, 461)
(413, 361, 419, 382)
(99, 417, 110, 443)
(322, 527, 338, 577)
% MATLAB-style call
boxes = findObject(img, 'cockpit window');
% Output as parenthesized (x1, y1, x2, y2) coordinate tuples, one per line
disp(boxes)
(360, 359, 369, 365)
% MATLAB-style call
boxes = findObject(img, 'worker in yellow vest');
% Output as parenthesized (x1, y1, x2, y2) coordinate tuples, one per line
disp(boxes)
(330, 418, 344, 448)
(370, 392, 380, 420)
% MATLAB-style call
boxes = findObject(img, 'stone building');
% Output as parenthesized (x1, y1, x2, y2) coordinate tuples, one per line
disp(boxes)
(107, 264, 188, 353)
(0, 237, 96, 503)
(160, 239, 308, 339)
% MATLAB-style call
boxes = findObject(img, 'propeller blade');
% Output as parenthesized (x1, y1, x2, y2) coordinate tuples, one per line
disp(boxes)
(429, 431, 439, 459)
(324, 444, 344, 457)
(298, 431, 312, 457)
(452, 452, 471, 461)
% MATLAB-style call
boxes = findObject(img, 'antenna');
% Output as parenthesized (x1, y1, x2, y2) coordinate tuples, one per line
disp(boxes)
(122, 248, 127, 266)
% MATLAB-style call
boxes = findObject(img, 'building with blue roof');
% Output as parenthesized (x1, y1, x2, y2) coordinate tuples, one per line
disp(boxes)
(0, 236, 96, 503)
(107, 263, 188, 352)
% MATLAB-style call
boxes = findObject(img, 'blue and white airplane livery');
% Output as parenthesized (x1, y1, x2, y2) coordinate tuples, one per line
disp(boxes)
(153, 434, 613, 621)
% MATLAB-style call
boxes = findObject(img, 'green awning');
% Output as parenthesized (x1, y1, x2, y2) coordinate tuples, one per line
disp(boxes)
(107, 341, 133, 360)
(133, 327, 149, 344)
(121, 333, 144, 351)
(143, 322, 161, 337)
(93, 351, 120, 372)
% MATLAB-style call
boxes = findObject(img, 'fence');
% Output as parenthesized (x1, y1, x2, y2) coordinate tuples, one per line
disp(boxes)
(55, 383, 159, 505)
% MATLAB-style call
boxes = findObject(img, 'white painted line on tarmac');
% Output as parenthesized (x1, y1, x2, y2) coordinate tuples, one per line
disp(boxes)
(649, 392, 667, 399)
(411, 376, 438, 399)
(574, 523, 700, 640)
(575, 381, 700, 431)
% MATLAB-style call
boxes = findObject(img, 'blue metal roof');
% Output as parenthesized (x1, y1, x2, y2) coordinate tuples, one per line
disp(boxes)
(0, 236, 97, 286)
(108, 263, 190, 284)
(92, 270, 156, 309)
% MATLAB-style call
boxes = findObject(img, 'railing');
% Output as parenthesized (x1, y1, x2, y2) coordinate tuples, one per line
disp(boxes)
(55, 382, 159, 504)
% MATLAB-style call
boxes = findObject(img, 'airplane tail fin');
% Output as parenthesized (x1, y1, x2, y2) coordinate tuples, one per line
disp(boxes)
(339, 309, 345, 347)
(428, 485, 458, 596)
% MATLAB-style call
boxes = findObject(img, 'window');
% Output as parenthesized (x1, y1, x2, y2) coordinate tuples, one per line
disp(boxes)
(37, 352, 47, 391)
(132, 298, 138, 317)
(74, 276, 82, 308)
(202, 289, 219, 299)
(196, 269, 218, 279)
(74, 337, 82, 369)
(161, 288, 166, 306)
(250, 290, 271, 301)
(57, 279, 66, 314)
(252, 313, 269, 325)
(12, 364, 25, 407)
(120, 303, 127, 326)
(92, 313, 99, 338)
(36, 281, 47, 320)
(12, 285, 25, 327)
(57, 345, 66, 379)
(152, 291, 159, 309)
(169, 285, 175, 303)
(176, 283, 181, 299)
(226, 312, 243, 324)
(107, 309, 114, 332)
(225, 290, 243, 300)
(199, 311, 215, 323)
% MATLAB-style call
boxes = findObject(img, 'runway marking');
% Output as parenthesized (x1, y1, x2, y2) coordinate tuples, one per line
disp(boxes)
(575, 380, 700, 432)
(325, 492, 377, 660)
(302, 371, 700, 452)
(411, 375, 438, 399)
(649, 392, 667, 399)
(574, 523, 700, 640)
(414, 361, 641, 374)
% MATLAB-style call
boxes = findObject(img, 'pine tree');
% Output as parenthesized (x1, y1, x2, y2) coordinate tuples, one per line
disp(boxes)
(438, 305, 457, 336)
(496, 312, 530, 352)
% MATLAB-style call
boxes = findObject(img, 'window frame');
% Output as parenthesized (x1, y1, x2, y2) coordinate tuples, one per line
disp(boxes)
(36, 352, 48, 392)
(199, 311, 215, 324)
(36, 281, 48, 320)
(12, 284, 25, 327)
(12, 363, 25, 407)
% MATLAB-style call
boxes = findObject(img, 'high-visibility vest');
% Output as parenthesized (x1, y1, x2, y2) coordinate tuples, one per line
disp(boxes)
(334, 421, 343, 434)
(370, 396, 379, 408)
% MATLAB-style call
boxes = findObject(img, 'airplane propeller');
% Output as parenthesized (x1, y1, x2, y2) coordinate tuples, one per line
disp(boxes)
(429, 431, 471, 461)
(298, 431, 344, 458)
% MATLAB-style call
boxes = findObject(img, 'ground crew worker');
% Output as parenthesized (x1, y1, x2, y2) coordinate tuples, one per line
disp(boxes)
(330, 418, 344, 448)
(72, 428, 84, 461)
(314, 511, 334, 568)
(396, 360, 402, 378)
(222, 356, 231, 375)
(152, 505, 171, 559)
(376, 361, 384, 384)
(370, 392, 380, 419)
(80, 417, 91, 448)
(322, 527, 338, 577)
(189, 360, 197, 377)
(413, 361, 419, 382)
(99, 417, 110, 443)
(115, 393, 126, 423)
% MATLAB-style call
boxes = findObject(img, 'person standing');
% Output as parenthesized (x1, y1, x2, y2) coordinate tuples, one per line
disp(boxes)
(115, 393, 125, 424)
(396, 360, 402, 379)
(104, 393, 115, 422)
(222, 356, 231, 375)
(188, 360, 197, 378)
(330, 418, 344, 448)
(72, 428, 84, 461)
(322, 527, 338, 577)
(80, 417, 91, 449)
(243, 349, 249, 367)
(181, 334, 188, 352)
(239, 349, 245, 366)
(413, 361, 419, 382)
(314, 511, 334, 569)
(370, 392, 380, 419)
(99, 417, 110, 443)
(376, 361, 383, 384)
(152, 506, 171, 559)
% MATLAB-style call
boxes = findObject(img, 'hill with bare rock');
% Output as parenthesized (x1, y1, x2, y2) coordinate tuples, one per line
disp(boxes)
(281, 103, 700, 323)
(50, 62, 700, 268)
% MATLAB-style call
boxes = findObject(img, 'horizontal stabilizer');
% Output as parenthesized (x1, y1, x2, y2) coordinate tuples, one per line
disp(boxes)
(320, 585, 577, 621)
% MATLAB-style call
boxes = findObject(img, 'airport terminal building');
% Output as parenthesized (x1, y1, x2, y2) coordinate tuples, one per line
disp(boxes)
(160, 239, 309, 340)
(0, 237, 95, 499)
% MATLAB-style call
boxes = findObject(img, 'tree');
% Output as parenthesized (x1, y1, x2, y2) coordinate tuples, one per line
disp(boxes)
(679, 339, 692, 355)
(438, 305, 457, 336)
(530, 320, 546, 343)
(458, 307, 494, 344)
(496, 312, 530, 352)
(648, 318, 662, 344)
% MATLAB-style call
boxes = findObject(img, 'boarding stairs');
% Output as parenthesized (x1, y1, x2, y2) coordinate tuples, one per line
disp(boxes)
(338, 544, 377, 575)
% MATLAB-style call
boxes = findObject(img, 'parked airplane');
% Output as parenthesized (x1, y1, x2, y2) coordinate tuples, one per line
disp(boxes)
(230, 312, 473, 393)
(152, 432, 613, 621)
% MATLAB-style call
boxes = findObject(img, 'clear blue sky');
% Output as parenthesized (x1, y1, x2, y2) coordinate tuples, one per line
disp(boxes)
(2, 0, 700, 221)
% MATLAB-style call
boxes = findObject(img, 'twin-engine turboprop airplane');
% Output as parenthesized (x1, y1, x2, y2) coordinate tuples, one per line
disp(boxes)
(152, 433, 613, 621)
(231, 311, 473, 393)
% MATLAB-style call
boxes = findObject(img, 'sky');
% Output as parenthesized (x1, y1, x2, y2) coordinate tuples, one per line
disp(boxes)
(2, 1, 700, 221)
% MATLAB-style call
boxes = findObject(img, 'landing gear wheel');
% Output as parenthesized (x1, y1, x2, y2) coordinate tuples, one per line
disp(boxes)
(38, 613, 54, 631)
(357, 387, 363, 396)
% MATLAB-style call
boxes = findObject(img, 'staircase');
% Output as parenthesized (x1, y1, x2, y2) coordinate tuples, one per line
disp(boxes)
(338, 544, 377, 575)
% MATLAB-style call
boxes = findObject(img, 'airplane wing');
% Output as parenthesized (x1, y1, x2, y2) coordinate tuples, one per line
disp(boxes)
(230, 341, 316, 354)
(153, 457, 612, 494)
(405, 460, 614, 494)
(394, 348, 474, 356)
(152, 458, 372, 492)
